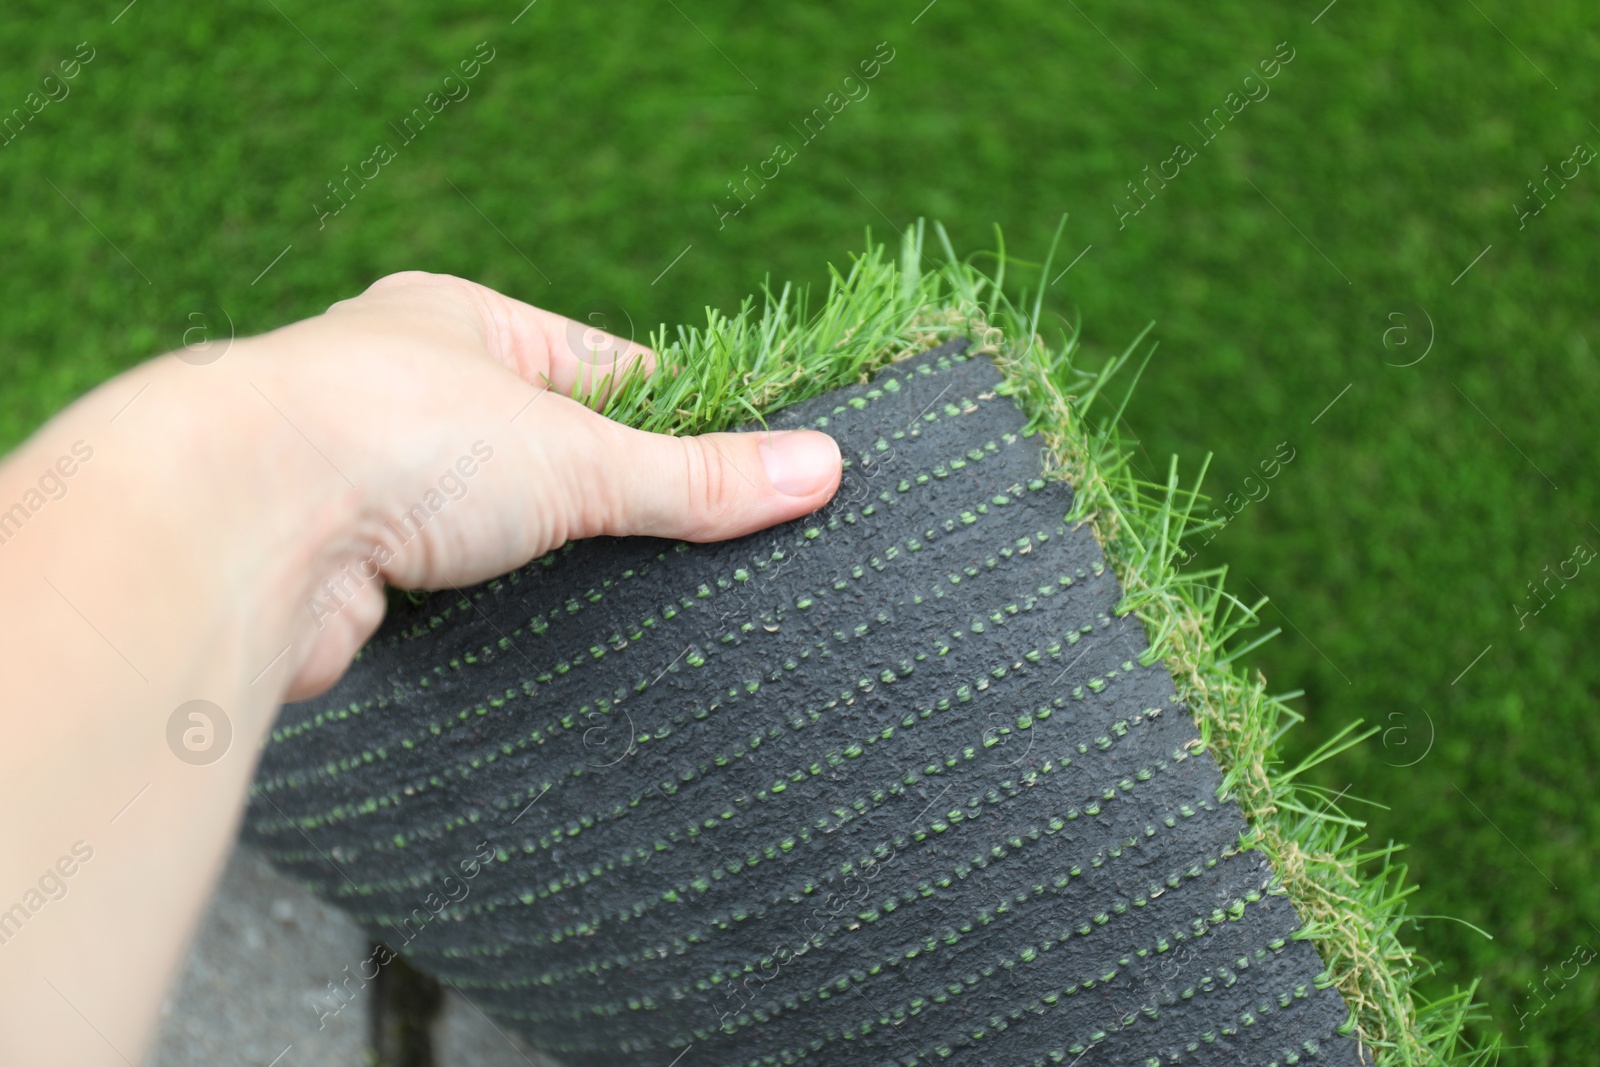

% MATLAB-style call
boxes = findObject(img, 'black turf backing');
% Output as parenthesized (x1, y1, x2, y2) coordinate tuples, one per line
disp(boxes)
(246, 340, 1363, 1067)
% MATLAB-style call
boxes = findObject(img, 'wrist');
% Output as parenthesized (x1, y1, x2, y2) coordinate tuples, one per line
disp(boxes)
(78, 334, 372, 704)
(204, 330, 379, 696)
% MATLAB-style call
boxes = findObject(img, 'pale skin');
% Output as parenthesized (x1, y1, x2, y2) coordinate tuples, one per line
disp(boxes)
(0, 272, 843, 1066)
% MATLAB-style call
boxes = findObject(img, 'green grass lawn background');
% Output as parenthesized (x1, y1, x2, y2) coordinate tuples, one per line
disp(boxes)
(2, 0, 1596, 1056)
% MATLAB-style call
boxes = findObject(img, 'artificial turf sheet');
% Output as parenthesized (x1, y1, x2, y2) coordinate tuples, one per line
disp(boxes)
(246, 340, 1360, 1066)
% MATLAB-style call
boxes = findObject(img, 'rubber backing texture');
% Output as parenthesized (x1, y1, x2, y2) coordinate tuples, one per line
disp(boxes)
(246, 340, 1362, 1067)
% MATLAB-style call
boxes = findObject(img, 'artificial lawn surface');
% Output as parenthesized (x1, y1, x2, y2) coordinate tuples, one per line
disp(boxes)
(2, 0, 1595, 1057)
(247, 339, 1362, 1065)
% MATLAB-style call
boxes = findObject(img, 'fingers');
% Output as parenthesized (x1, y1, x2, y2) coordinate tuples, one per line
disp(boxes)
(564, 411, 844, 543)
(355, 271, 654, 407)
(472, 282, 654, 403)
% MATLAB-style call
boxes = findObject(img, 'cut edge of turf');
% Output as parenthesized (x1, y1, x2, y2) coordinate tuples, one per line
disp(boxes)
(581, 216, 1500, 1066)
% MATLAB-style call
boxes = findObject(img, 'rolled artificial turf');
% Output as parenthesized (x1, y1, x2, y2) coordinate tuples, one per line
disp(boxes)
(245, 224, 1491, 1065)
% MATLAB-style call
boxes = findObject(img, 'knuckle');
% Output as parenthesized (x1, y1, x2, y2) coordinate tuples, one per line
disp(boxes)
(364, 269, 458, 294)
(331, 271, 469, 315)
(345, 272, 500, 349)
(569, 465, 619, 541)
(571, 419, 636, 540)
(679, 435, 739, 532)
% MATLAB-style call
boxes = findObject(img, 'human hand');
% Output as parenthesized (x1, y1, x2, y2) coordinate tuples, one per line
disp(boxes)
(0, 272, 842, 1067)
(223, 271, 844, 700)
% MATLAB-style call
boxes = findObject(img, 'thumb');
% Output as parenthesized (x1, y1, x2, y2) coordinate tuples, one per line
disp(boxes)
(587, 418, 843, 542)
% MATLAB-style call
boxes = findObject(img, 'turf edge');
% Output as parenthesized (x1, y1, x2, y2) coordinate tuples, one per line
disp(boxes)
(570, 217, 1500, 1067)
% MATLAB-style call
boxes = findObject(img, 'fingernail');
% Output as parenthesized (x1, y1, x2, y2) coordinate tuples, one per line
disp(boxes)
(759, 430, 840, 497)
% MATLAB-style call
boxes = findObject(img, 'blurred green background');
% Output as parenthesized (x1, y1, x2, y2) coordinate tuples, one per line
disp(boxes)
(3, 0, 1595, 1056)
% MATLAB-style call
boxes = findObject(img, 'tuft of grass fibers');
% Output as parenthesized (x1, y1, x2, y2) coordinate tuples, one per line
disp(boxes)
(574, 217, 1501, 1066)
